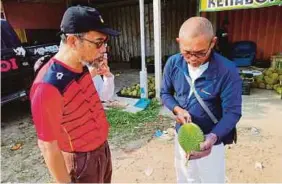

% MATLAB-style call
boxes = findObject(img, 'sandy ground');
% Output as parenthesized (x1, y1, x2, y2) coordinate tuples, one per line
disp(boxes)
(1, 69, 282, 183)
(111, 89, 282, 183)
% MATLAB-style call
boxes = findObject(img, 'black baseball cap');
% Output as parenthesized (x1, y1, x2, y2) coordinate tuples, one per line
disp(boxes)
(60, 6, 120, 36)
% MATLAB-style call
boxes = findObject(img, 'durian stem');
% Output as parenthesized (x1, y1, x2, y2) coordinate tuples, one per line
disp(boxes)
(185, 158, 189, 167)
(185, 153, 190, 167)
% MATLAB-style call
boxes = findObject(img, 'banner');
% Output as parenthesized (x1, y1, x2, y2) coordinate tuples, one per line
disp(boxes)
(200, 0, 282, 12)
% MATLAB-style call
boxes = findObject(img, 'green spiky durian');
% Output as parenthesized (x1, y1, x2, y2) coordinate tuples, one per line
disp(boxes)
(265, 70, 273, 77)
(178, 123, 204, 153)
(271, 73, 279, 80)
(266, 84, 273, 90)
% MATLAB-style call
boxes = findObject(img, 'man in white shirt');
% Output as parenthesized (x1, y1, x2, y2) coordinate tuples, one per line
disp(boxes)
(161, 17, 242, 183)
(88, 53, 115, 102)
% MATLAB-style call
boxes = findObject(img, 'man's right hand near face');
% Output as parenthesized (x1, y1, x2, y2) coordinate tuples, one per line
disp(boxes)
(89, 53, 113, 78)
(173, 106, 191, 124)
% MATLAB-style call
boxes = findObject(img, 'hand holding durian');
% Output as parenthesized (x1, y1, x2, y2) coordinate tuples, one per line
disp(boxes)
(178, 118, 218, 166)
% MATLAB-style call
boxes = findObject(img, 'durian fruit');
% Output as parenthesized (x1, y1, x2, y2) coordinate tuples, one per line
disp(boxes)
(279, 75, 282, 81)
(178, 123, 204, 165)
(121, 88, 126, 95)
(277, 87, 282, 95)
(132, 90, 138, 97)
(266, 84, 273, 90)
(269, 68, 276, 73)
(273, 84, 279, 90)
(264, 70, 272, 77)
(271, 73, 279, 79)
(265, 77, 277, 85)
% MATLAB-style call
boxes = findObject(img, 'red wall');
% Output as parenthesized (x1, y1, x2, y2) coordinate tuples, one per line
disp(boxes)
(3, 1, 66, 29)
(217, 6, 282, 60)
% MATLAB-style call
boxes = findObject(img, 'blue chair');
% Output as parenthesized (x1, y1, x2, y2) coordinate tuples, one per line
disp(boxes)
(230, 41, 256, 67)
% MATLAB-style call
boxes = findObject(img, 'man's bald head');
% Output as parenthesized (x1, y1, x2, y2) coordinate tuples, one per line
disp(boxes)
(179, 17, 214, 40)
(177, 17, 217, 68)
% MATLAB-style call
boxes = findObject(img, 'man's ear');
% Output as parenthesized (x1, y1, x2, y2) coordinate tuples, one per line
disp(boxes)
(176, 37, 180, 43)
(213, 36, 218, 44)
(106, 46, 110, 52)
(211, 36, 218, 48)
(66, 35, 78, 49)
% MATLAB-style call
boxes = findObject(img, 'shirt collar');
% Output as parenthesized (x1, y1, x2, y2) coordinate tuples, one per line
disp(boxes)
(177, 51, 219, 80)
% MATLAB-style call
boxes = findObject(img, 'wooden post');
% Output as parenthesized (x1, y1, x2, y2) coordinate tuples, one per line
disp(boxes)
(197, 0, 200, 16)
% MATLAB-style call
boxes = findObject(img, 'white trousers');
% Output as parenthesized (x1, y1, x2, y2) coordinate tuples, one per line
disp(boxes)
(175, 134, 225, 183)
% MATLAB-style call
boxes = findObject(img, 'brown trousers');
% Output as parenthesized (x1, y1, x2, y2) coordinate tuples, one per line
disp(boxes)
(62, 141, 112, 183)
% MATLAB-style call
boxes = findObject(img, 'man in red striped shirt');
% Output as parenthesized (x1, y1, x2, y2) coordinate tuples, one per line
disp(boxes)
(30, 6, 119, 183)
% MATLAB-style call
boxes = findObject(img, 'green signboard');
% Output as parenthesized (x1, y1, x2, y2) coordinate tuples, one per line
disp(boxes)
(200, 0, 282, 12)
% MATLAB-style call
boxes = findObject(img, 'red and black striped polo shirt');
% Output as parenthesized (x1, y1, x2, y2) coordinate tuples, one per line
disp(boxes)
(30, 58, 109, 152)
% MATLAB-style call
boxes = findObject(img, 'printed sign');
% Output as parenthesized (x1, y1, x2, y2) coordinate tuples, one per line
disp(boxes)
(1, 58, 19, 72)
(34, 45, 59, 55)
(200, 0, 282, 12)
(13, 47, 26, 57)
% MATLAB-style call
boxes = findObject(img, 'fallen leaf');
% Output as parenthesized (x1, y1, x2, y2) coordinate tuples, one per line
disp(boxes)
(163, 130, 168, 134)
(225, 176, 231, 183)
(255, 161, 263, 170)
(144, 167, 154, 176)
(251, 127, 260, 135)
(11, 143, 23, 151)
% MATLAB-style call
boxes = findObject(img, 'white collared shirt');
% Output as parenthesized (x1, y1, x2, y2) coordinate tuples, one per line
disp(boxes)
(188, 62, 209, 98)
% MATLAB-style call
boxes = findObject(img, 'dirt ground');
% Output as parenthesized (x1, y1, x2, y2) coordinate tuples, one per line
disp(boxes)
(1, 70, 282, 183)
(106, 88, 282, 183)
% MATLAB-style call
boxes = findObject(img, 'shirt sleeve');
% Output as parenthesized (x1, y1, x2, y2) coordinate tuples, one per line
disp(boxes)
(211, 69, 242, 141)
(92, 75, 115, 101)
(100, 74, 115, 101)
(160, 58, 180, 112)
(30, 83, 63, 142)
(93, 75, 104, 98)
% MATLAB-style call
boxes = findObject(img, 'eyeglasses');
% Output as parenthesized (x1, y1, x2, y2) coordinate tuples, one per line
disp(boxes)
(62, 33, 109, 49)
(181, 41, 212, 59)
(79, 37, 108, 49)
